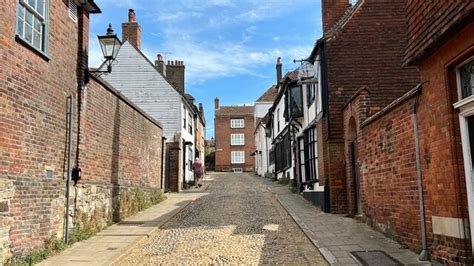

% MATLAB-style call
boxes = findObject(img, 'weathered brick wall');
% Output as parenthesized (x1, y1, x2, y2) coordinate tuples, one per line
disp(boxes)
(340, 22, 474, 263)
(215, 113, 255, 172)
(0, 1, 165, 261)
(166, 141, 182, 192)
(79, 77, 164, 223)
(404, 0, 473, 65)
(415, 22, 473, 263)
(0, 0, 82, 259)
(325, 0, 420, 141)
(356, 95, 422, 251)
(319, 0, 420, 214)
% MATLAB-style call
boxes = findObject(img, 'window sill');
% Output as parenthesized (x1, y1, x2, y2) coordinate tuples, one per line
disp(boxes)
(15, 35, 50, 62)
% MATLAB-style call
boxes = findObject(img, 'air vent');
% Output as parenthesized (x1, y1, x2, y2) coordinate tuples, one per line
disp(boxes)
(69, 0, 78, 22)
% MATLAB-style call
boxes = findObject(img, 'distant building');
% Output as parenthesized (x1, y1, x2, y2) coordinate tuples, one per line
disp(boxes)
(214, 99, 255, 172)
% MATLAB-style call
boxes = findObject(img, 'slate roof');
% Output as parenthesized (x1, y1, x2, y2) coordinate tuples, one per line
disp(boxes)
(215, 106, 255, 116)
(256, 85, 278, 102)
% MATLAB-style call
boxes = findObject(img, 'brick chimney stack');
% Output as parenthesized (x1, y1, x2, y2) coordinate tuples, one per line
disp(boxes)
(276, 57, 282, 86)
(155, 54, 166, 76)
(166, 60, 185, 94)
(322, 0, 350, 33)
(122, 9, 141, 49)
(199, 103, 204, 114)
(214, 97, 219, 110)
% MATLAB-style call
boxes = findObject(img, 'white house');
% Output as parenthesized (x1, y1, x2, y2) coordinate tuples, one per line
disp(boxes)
(99, 10, 197, 190)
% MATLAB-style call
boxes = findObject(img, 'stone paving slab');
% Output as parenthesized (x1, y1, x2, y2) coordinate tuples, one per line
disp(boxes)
(38, 185, 209, 266)
(258, 176, 431, 265)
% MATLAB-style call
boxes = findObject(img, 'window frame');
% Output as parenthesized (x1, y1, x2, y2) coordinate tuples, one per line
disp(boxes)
(307, 83, 316, 107)
(304, 127, 318, 182)
(15, 0, 50, 58)
(231, 151, 245, 164)
(230, 134, 245, 146)
(230, 119, 245, 129)
(188, 113, 193, 135)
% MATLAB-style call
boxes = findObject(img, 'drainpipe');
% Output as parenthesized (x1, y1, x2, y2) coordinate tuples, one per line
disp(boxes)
(412, 83, 428, 261)
(161, 136, 166, 191)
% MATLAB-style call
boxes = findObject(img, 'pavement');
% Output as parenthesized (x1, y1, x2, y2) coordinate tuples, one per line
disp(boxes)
(258, 175, 429, 265)
(38, 185, 209, 266)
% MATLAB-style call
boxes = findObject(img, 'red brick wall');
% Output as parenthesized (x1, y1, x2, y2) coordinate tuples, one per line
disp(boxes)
(355, 95, 422, 250)
(321, 0, 420, 214)
(415, 22, 473, 263)
(215, 114, 255, 172)
(404, 0, 473, 65)
(1, 0, 82, 258)
(322, 0, 350, 33)
(341, 22, 474, 264)
(0, 1, 165, 260)
(325, 0, 420, 141)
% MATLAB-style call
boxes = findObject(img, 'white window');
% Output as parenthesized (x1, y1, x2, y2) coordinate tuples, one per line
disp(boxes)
(231, 134, 245, 145)
(16, 0, 48, 53)
(68, 0, 78, 22)
(230, 119, 244, 128)
(231, 151, 245, 164)
(453, 57, 474, 252)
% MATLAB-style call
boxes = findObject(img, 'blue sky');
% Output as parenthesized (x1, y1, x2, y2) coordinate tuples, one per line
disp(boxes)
(88, 0, 323, 138)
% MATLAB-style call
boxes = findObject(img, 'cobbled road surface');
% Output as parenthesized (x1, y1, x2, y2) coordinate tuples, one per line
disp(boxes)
(117, 173, 327, 265)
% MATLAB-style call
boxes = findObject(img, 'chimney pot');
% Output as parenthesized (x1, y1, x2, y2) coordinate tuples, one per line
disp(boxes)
(276, 57, 282, 85)
(128, 9, 136, 22)
(214, 98, 219, 110)
(157, 54, 163, 62)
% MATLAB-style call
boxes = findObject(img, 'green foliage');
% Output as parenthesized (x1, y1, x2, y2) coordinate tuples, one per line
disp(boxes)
(264, 172, 273, 179)
(289, 186, 298, 193)
(277, 177, 290, 185)
(6, 234, 66, 266)
(69, 213, 96, 245)
(150, 189, 166, 205)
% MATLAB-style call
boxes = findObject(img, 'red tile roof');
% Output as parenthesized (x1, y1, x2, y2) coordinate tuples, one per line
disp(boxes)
(256, 85, 278, 102)
(215, 105, 255, 116)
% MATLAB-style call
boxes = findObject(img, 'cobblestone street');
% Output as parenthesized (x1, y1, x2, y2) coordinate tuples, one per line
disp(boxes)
(116, 173, 327, 265)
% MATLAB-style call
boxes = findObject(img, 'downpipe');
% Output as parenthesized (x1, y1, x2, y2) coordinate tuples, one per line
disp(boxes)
(412, 83, 428, 261)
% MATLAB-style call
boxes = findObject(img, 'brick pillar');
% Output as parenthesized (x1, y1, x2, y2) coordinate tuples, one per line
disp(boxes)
(166, 142, 182, 192)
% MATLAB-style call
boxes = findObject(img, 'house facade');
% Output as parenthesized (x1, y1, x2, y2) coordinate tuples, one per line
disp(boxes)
(100, 10, 201, 191)
(254, 85, 277, 176)
(1, 1, 166, 262)
(214, 98, 255, 172)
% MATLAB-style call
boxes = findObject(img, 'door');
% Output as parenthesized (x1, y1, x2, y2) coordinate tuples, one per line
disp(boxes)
(351, 141, 362, 215)
(453, 57, 474, 255)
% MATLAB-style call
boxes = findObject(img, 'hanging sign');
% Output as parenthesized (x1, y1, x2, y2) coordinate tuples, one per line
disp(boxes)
(298, 61, 317, 80)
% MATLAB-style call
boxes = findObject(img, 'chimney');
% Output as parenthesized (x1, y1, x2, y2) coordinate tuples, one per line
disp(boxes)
(322, 0, 350, 33)
(155, 54, 166, 76)
(214, 97, 219, 110)
(166, 60, 185, 94)
(122, 9, 142, 49)
(199, 103, 204, 114)
(276, 57, 282, 85)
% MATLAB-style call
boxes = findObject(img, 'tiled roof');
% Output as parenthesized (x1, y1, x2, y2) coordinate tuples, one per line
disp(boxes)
(215, 105, 255, 116)
(256, 85, 278, 102)
(281, 69, 298, 83)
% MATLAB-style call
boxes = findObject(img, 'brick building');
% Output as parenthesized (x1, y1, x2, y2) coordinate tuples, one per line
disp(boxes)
(0, 1, 165, 262)
(306, 0, 420, 214)
(214, 98, 255, 172)
(338, 0, 474, 263)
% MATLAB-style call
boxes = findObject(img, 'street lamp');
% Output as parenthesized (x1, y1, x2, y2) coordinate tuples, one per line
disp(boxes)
(94, 24, 121, 74)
